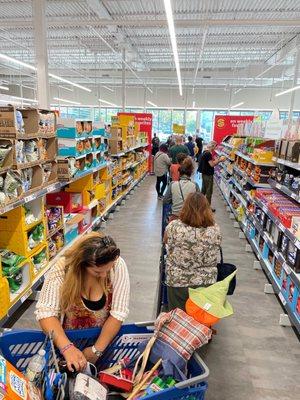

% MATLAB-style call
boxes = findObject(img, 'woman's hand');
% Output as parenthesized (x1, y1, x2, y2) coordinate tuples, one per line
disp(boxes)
(82, 347, 99, 364)
(63, 346, 87, 372)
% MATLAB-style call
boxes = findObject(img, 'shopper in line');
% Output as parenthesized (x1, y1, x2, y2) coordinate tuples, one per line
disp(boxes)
(35, 232, 130, 372)
(151, 133, 160, 157)
(169, 135, 189, 163)
(198, 141, 226, 208)
(166, 134, 175, 149)
(169, 152, 188, 182)
(195, 135, 203, 162)
(153, 144, 171, 199)
(185, 136, 195, 158)
(163, 157, 199, 219)
(164, 192, 222, 311)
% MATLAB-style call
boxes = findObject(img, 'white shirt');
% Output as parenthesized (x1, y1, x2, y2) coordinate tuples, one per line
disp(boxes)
(35, 256, 130, 322)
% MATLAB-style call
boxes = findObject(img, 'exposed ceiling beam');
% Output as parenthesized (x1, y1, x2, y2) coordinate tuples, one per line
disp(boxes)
(0, 18, 299, 29)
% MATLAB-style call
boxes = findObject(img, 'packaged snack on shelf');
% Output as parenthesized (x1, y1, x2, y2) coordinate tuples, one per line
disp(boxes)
(28, 223, 44, 250)
(0, 139, 13, 170)
(32, 247, 48, 275)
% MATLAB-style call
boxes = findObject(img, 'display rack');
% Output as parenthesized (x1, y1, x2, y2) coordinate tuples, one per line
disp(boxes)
(0, 108, 150, 326)
(215, 136, 300, 334)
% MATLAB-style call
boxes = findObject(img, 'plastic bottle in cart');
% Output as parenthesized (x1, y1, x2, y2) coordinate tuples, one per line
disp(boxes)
(26, 349, 46, 384)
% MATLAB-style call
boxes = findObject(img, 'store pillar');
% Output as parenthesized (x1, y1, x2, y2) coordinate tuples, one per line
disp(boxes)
(32, 0, 50, 109)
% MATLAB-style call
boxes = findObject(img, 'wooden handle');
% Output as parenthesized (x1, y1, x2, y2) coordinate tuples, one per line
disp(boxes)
(127, 358, 162, 400)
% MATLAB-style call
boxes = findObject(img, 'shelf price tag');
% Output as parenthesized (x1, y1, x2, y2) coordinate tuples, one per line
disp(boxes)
(274, 250, 279, 258)
(24, 194, 36, 203)
(278, 292, 287, 306)
(278, 222, 285, 232)
(21, 289, 32, 304)
(282, 262, 291, 275)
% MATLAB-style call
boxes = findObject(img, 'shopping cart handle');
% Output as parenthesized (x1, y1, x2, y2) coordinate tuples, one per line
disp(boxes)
(134, 321, 155, 327)
(175, 352, 209, 389)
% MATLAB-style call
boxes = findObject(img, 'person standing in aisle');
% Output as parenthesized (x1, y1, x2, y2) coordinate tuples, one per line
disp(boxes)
(198, 141, 226, 210)
(153, 144, 171, 199)
(169, 135, 189, 164)
(151, 133, 160, 157)
(185, 136, 195, 158)
(35, 232, 130, 372)
(163, 157, 199, 219)
(169, 152, 188, 182)
(164, 192, 222, 311)
(195, 135, 203, 162)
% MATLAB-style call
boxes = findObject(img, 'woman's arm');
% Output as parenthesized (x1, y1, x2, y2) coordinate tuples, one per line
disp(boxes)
(39, 317, 87, 371)
(35, 259, 87, 371)
(83, 316, 122, 363)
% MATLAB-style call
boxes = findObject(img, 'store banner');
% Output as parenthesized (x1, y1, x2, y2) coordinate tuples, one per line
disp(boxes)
(213, 115, 254, 144)
(118, 112, 152, 171)
(173, 123, 185, 134)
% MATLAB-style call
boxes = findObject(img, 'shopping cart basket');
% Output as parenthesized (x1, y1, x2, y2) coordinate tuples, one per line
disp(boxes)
(161, 203, 172, 239)
(0, 322, 209, 400)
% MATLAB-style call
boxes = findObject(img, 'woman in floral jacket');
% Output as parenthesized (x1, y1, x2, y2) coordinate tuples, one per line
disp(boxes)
(164, 192, 221, 311)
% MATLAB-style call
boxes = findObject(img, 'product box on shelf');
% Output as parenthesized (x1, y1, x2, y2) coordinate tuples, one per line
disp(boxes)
(0, 107, 56, 138)
(0, 354, 30, 400)
(93, 121, 106, 137)
(78, 207, 92, 233)
(57, 118, 93, 139)
(0, 255, 33, 307)
(286, 140, 300, 163)
(109, 139, 123, 154)
(64, 213, 83, 245)
(0, 197, 44, 232)
(31, 244, 49, 277)
(279, 140, 289, 159)
(58, 137, 93, 157)
(46, 191, 83, 213)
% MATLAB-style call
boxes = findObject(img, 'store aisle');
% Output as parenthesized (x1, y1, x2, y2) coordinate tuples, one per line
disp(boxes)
(102, 176, 162, 322)
(12, 176, 300, 400)
(200, 184, 300, 400)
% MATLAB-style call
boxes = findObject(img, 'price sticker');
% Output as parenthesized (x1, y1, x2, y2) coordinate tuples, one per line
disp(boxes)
(278, 223, 285, 231)
(21, 289, 32, 303)
(278, 292, 287, 306)
(291, 193, 297, 200)
(274, 250, 279, 258)
(24, 194, 35, 203)
(276, 184, 282, 190)
(46, 184, 57, 193)
(282, 263, 291, 275)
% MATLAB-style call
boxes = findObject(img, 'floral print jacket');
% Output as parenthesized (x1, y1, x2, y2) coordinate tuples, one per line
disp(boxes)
(165, 219, 222, 287)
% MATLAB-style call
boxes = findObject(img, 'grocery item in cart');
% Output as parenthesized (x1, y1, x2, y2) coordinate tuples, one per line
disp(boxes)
(0, 355, 29, 400)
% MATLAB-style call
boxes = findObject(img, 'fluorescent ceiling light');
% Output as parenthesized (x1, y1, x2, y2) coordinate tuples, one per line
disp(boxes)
(99, 98, 118, 107)
(53, 97, 81, 105)
(11, 95, 38, 103)
(0, 53, 36, 71)
(0, 85, 9, 91)
(49, 73, 91, 92)
(163, 0, 182, 96)
(59, 85, 74, 92)
(231, 102, 244, 109)
(275, 85, 300, 97)
(147, 100, 158, 107)
(0, 99, 31, 106)
(0, 53, 92, 93)
(102, 85, 114, 92)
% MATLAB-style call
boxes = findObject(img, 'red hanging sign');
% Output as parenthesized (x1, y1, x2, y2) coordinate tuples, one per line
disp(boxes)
(213, 115, 254, 144)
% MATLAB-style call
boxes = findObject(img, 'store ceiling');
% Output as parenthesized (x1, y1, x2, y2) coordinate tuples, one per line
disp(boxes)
(0, 0, 300, 93)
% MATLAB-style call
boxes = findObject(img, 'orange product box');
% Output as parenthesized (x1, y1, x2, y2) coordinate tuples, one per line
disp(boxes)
(0, 355, 29, 399)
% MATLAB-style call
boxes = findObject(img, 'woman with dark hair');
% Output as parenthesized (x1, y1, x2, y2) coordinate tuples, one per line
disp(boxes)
(164, 192, 221, 311)
(163, 156, 199, 218)
(153, 143, 171, 199)
(36, 232, 130, 371)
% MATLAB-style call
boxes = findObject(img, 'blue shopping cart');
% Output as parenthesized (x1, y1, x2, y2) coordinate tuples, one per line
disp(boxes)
(0, 322, 209, 399)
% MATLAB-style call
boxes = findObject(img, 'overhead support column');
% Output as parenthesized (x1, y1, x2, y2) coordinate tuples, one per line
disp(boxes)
(122, 48, 126, 111)
(288, 48, 300, 121)
(32, 0, 50, 109)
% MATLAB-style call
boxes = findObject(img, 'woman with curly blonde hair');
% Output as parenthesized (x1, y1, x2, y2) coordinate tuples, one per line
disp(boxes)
(36, 232, 130, 372)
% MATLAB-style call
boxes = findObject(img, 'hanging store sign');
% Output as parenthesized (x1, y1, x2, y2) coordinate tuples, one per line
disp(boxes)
(213, 115, 254, 144)
(173, 124, 185, 134)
